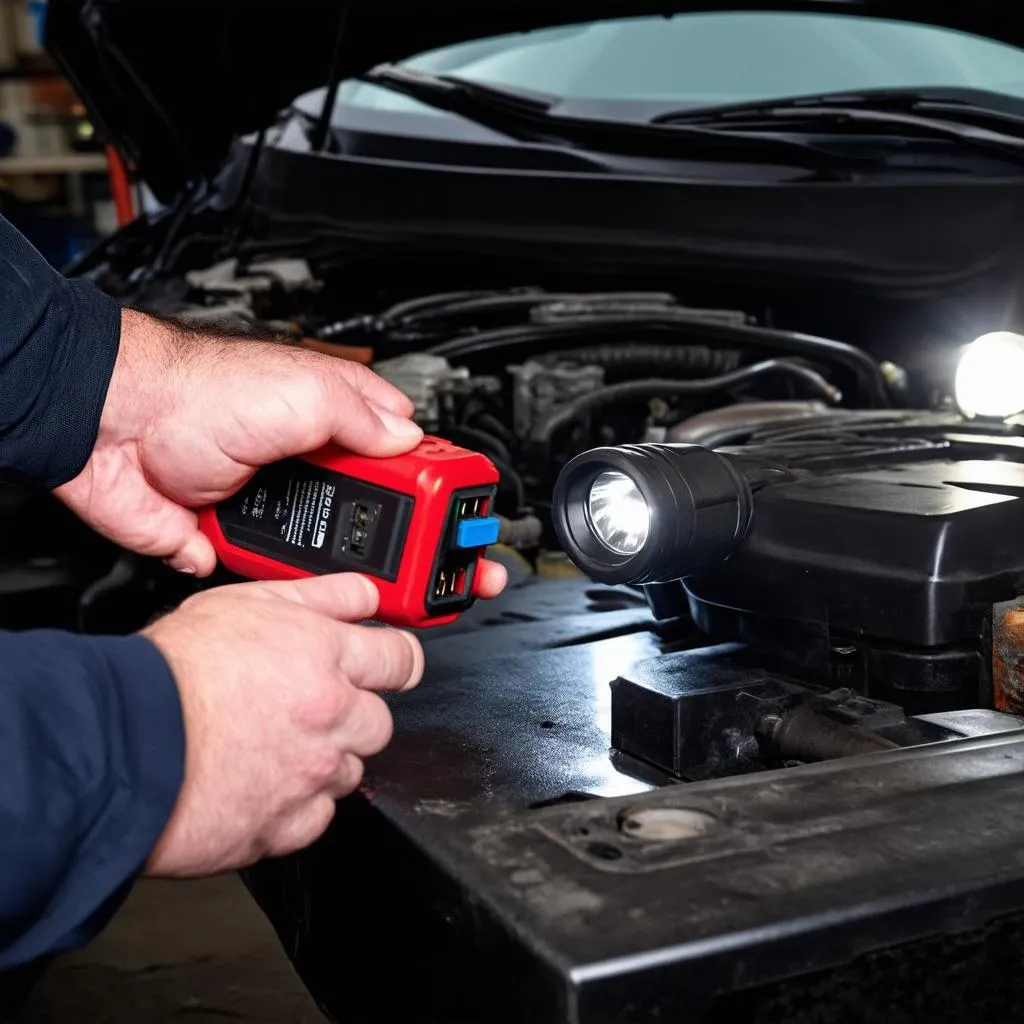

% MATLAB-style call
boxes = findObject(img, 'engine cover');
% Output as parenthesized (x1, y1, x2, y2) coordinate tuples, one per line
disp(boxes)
(680, 414, 1024, 708)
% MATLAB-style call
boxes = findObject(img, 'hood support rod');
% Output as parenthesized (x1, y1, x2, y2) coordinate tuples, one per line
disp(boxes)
(311, 0, 354, 153)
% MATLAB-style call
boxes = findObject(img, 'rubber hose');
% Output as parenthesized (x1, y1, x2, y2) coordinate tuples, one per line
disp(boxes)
(533, 360, 842, 441)
(539, 343, 742, 377)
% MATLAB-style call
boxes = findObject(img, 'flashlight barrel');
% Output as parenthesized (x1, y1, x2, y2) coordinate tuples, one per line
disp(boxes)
(198, 437, 500, 628)
(553, 443, 754, 586)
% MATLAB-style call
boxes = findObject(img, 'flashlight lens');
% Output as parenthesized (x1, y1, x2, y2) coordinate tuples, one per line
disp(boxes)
(586, 470, 651, 556)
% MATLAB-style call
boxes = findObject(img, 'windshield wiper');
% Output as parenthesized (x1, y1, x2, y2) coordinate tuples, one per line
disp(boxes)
(654, 87, 1024, 130)
(361, 64, 558, 119)
(652, 87, 1024, 166)
(356, 64, 882, 177)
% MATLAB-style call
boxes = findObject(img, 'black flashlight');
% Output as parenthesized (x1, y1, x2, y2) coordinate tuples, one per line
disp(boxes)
(551, 443, 754, 585)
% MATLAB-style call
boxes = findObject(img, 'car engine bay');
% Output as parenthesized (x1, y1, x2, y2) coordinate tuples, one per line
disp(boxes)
(8, 249, 1024, 788)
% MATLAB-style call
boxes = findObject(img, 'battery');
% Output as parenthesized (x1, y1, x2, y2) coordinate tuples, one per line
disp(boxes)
(198, 436, 501, 628)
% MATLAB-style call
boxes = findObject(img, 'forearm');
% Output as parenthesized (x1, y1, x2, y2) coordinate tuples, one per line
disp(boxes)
(0, 215, 122, 488)
(0, 630, 185, 968)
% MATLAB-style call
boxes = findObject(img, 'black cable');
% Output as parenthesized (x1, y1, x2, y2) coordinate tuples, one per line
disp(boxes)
(489, 456, 527, 515)
(533, 360, 843, 441)
(226, 127, 268, 252)
(427, 315, 890, 407)
(437, 427, 524, 512)
(457, 397, 488, 428)
(130, 190, 203, 296)
(157, 232, 236, 276)
(470, 412, 518, 448)
(441, 426, 513, 465)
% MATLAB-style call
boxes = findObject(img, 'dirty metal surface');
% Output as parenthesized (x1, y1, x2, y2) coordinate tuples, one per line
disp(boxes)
(244, 574, 1024, 1024)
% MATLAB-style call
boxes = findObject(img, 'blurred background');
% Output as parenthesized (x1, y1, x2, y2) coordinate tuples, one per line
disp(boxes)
(0, 0, 126, 266)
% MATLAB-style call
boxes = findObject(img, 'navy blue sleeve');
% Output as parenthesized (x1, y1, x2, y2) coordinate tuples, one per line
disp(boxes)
(0, 214, 122, 488)
(0, 216, 187, 968)
(0, 631, 185, 969)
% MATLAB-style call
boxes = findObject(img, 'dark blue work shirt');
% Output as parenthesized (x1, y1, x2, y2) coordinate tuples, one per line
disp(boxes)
(0, 216, 185, 968)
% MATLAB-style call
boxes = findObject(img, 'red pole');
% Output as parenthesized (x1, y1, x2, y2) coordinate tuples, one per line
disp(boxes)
(105, 144, 135, 226)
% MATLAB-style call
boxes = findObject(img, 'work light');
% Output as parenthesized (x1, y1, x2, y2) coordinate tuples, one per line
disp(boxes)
(954, 332, 1024, 421)
(552, 443, 754, 585)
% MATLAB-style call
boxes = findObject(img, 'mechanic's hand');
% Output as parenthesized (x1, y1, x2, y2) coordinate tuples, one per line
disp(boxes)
(143, 572, 420, 876)
(55, 308, 507, 597)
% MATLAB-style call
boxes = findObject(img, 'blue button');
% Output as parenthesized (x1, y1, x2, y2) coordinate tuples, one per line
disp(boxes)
(455, 516, 500, 549)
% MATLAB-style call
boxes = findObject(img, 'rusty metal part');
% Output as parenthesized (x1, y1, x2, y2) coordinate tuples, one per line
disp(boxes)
(993, 598, 1024, 713)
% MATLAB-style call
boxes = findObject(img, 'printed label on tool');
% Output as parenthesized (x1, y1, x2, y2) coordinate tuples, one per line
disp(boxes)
(216, 460, 414, 581)
(235, 472, 339, 550)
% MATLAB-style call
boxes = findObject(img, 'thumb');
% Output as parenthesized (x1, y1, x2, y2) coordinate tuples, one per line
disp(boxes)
(244, 572, 381, 622)
(113, 486, 218, 575)
(60, 470, 219, 576)
(132, 496, 217, 576)
(163, 527, 218, 577)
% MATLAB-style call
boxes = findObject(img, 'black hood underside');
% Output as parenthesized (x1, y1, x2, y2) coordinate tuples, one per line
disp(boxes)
(44, 0, 1024, 202)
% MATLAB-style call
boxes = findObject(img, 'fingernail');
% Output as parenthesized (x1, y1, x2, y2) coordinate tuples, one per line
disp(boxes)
(352, 573, 379, 603)
(374, 407, 422, 440)
(163, 558, 197, 575)
(398, 630, 424, 690)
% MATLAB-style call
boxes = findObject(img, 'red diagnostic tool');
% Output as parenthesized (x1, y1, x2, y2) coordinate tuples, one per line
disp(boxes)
(198, 436, 501, 628)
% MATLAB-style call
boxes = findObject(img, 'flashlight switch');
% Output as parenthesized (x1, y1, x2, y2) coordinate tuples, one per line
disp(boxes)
(455, 516, 500, 550)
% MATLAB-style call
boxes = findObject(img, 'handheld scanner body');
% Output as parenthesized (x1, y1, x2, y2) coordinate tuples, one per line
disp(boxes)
(198, 436, 500, 628)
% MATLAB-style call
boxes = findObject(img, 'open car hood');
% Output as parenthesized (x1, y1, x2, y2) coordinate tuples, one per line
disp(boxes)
(45, 0, 1024, 203)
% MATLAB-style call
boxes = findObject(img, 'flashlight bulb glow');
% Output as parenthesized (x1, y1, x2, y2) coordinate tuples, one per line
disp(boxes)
(586, 470, 651, 556)
(954, 332, 1024, 420)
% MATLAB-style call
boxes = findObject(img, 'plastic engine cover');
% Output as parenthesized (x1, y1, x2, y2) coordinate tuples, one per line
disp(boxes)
(680, 417, 1024, 702)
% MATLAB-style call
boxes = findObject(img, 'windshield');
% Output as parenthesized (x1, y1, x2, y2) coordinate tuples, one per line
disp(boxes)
(334, 12, 1024, 118)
